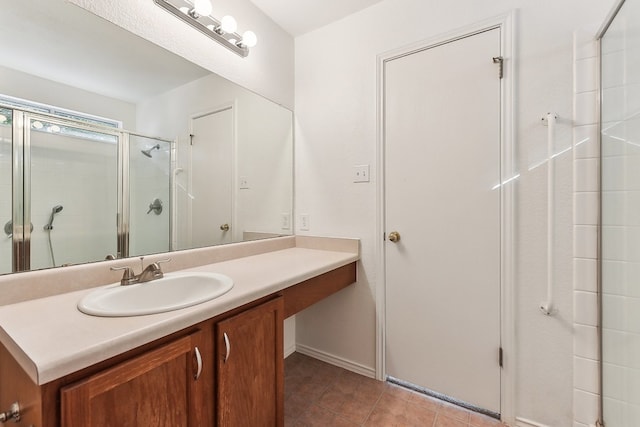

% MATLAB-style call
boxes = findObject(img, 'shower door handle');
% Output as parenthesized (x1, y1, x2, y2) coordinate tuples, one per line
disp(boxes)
(220, 223, 230, 232)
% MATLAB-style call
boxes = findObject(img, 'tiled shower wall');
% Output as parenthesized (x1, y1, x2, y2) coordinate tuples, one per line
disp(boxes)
(573, 32, 601, 427)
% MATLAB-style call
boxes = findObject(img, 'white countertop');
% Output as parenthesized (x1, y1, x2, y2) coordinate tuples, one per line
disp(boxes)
(0, 244, 358, 385)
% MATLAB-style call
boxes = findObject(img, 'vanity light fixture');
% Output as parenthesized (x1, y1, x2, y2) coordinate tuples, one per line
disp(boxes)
(154, 0, 257, 57)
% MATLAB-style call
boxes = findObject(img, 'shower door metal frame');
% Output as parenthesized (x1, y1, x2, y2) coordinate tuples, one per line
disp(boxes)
(119, 132, 129, 259)
(11, 110, 29, 272)
(7, 105, 173, 271)
(596, 1, 628, 426)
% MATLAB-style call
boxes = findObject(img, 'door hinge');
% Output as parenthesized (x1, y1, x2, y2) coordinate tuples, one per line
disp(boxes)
(189, 134, 194, 145)
(492, 56, 504, 79)
(498, 347, 503, 368)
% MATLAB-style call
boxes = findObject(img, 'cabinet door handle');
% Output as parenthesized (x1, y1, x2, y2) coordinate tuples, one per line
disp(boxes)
(194, 346, 202, 380)
(223, 332, 231, 363)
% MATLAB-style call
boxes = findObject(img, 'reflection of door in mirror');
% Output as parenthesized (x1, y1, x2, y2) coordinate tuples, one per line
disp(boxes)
(0, 109, 11, 274)
(129, 135, 172, 257)
(189, 107, 234, 248)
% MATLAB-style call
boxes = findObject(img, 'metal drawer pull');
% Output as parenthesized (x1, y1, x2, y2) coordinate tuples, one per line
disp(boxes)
(194, 346, 203, 380)
(223, 332, 231, 362)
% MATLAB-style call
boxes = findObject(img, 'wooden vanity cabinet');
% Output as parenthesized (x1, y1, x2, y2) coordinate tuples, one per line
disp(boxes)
(215, 297, 284, 427)
(60, 331, 207, 427)
(58, 297, 285, 427)
(0, 262, 356, 427)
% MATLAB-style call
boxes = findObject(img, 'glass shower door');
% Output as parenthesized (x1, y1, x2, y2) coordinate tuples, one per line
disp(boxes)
(0, 108, 11, 274)
(129, 135, 172, 257)
(27, 114, 119, 269)
(601, 0, 640, 424)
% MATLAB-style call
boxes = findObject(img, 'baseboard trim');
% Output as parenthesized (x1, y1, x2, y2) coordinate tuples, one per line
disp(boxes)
(515, 417, 550, 427)
(295, 344, 376, 379)
(284, 343, 296, 358)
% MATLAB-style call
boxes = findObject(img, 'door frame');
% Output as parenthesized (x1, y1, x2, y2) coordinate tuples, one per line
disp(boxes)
(375, 12, 516, 423)
(188, 102, 238, 246)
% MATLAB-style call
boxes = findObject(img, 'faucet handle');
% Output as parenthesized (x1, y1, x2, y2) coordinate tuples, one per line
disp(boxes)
(149, 258, 171, 272)
(110, 266, 138, 286)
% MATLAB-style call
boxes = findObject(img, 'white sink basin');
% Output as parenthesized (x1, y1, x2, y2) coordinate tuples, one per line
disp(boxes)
(78, 272, 233, 317)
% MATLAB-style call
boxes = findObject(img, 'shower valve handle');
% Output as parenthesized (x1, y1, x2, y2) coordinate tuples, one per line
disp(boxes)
(147, 198, 163, 215)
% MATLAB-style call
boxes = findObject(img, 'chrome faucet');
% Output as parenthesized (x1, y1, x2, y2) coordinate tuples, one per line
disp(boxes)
(138, 261, 167, 283)
(110, 258, 171, 286)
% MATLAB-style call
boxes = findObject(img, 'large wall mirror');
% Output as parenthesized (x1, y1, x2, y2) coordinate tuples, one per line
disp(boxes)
(0, 0, 293, 274)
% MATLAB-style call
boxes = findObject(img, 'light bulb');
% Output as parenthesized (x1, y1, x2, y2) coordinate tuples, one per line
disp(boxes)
(192, 0, 212, 16)
(220, 15, 237, 33)
(32, 121, 43, 130)
(0, 114, 7, 123)
(49, 125, 61, 133)
(240, 30, 257, 48)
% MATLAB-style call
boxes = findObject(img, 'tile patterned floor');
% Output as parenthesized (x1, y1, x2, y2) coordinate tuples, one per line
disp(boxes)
(285, 352, 507, 427)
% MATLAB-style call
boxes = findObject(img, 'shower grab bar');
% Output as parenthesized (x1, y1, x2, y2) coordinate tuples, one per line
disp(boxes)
(540, 113, 558, 315)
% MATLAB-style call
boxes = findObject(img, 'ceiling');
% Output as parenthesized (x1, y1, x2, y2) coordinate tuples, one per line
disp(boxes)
(249, 0, 386, 36)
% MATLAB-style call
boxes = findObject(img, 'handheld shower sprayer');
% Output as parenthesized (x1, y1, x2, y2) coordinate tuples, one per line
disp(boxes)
(44, 204, 63, 267)
(141, 144, 161, 158)
(44, 205, 63, 231)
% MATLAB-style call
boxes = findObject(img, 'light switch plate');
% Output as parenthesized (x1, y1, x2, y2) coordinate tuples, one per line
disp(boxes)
(300, 214, 310, 231)
(353, 165, 370, 183)
(239, 176, 249, 189)
(281, 213, 291, 230)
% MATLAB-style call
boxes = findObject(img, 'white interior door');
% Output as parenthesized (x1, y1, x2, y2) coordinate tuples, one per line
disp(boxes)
(384, 28, 502, 413)
(190, 107, 234, 247)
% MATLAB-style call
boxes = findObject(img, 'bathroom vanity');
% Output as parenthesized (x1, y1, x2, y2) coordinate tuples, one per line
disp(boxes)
(0, 236, 358, 426)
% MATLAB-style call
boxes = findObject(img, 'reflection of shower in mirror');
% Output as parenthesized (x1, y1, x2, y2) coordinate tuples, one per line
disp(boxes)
(43, 205, 63, 231)
(44, 204, 63, 267)
(141, 144, 161, 158)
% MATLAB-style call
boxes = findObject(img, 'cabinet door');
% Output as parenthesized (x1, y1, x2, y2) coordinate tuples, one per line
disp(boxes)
(61, 332, 205, 427)
(216, 297, 284, 427)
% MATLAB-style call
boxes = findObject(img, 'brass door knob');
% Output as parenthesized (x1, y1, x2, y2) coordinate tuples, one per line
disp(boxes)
(388, 231, 400, 243)
(220, 224, 230, 231)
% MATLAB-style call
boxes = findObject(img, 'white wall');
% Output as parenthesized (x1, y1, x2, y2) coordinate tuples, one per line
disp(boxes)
(294, 0, 615, 426)
(68, 0, 294, 110)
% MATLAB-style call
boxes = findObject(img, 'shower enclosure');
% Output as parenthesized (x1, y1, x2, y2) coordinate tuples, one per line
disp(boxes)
(600, 0, 640, 424)
(0, 102, 172, 274)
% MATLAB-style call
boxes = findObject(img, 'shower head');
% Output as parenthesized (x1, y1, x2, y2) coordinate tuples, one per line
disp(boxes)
(44, 205, 63, 230)
(141, 144, 161, 158)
